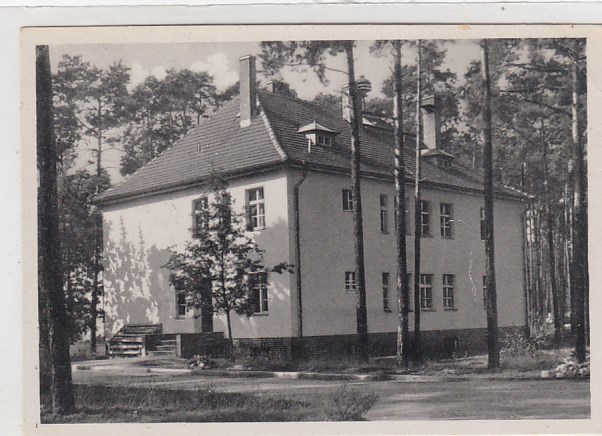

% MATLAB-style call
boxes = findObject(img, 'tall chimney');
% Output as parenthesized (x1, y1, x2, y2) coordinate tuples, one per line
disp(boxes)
(421, 95, 440, 149)
(341, 77, 371, 124)
(239, 55, 257, 128)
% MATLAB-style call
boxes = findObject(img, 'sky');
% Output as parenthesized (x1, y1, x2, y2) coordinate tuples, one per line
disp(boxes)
(49, 40, 481, 181)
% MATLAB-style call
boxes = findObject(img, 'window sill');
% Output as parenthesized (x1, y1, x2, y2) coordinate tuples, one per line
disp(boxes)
(250, 312, 269, 317)
(444, 308, 458, 311)
(441, 236, 454, 240)
(343, 209, 353, 213)
(421, 308, 436, 312)
(175, 316, 186, 320)
(421, 234, 433, 238)
(248, 226, 266, 232)
(381, 230, 390, 235)
(384, 309, 392, 313)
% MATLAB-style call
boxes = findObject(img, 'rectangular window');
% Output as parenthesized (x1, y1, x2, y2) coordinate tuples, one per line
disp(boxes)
(420, 274, 433, 310)
(420, 200, 431, 236)
(345, 271, 356, 293)
(480, 208, 486, 241)
(382, 272, 391, 312)
(246, 187, 265, 230)
(482, 275, 487, 310)
(440, 203, 453, 239)
(380, 194, 389, 234)
(176, 292, 187, 319)
(250, 272, 268, 314)
(394, 197, 412, 235)
(192, 196, 209, 238)
(342, 189, 353, 212)
(443, 274, 455, 310)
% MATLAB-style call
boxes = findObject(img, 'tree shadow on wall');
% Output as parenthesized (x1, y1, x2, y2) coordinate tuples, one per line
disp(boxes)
(103, 218, 172, 336)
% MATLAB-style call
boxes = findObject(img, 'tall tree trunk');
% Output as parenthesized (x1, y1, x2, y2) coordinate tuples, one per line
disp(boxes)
(392, 40, 410, 368)
(571, 44, 587, 363)
(344, 41, 369, 363)
(480, 40, 500, 369)
(37, 44, 75, 415)
(90, 103, 103, 356)
(413, 40, 423, 362)
(541, 122, 562, 343)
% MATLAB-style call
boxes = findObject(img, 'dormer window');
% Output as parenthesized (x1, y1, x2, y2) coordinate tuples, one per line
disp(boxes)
(298, 120, 339, 153)
(438, 157, 452, 169)
(421, 148, 454, 170)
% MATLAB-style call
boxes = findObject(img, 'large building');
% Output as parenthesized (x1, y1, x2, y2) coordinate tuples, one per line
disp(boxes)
(96, 55, 527, 359)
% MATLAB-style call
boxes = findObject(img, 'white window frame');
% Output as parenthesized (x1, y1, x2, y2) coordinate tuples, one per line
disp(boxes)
(380, 194, 389, 234)
(345, 271, 356, 293)
(192, 196, 209, 238)
(480, 208, 486, 241)
(247, 187, 265, 230)
(420, 274, 433, 310)
(420, 200, 431, 237)
(443, 274, 455, 310)
(440, 203, 453, 239)
(250, 272, 269, 314)
(342, 189, 354, 212)
(176, 291, 187, 319)
(382, 272, 391, 312)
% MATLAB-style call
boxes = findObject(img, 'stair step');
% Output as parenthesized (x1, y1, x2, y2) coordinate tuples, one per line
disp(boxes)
(157, 340, 177, 345)
(149, 350, 176, 356)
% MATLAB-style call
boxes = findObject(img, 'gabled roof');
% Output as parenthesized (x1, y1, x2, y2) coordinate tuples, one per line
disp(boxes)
(96, 90, 525, 206)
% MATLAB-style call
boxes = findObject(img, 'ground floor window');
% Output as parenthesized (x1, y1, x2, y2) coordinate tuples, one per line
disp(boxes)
(176, 291, 187, 319)
(250, 272, 268, 314)
(382, 272, 390, 311)
(443, 274, 455, 310)
(420, 274, 433, 310)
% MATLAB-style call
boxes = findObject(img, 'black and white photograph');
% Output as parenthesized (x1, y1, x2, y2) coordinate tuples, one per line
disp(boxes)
(26, 24, 595, 432)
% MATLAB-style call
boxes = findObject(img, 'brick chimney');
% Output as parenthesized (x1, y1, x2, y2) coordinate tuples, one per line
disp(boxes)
(239, 55, 257, 128)
(421, 95, 440, 149)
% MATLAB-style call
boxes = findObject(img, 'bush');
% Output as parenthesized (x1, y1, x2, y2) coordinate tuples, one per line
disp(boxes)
(501, 329, 550, 357)
(324, 385, 379, 421)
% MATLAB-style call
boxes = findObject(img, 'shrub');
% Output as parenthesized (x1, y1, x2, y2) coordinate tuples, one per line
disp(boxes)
(501, 328, 551, 357)
(324, 385, 379, 421)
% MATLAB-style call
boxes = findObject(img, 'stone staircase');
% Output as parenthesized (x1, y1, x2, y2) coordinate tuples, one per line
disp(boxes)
(108, 324, 162, 358)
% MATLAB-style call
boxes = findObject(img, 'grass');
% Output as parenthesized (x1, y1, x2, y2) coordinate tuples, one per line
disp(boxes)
(41, 383, 379, 423)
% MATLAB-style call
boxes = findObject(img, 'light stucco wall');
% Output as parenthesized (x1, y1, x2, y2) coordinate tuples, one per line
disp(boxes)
(294, 168, 526, 338)
(101, 168, 293, 339)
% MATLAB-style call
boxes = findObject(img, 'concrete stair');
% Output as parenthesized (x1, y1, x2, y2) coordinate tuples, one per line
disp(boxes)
(108, 324, 162, 358)
(149, 338, 177, 356)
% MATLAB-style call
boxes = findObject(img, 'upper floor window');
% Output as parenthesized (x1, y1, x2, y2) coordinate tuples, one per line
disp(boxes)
(420, 200, 431, 237)
(443, 274, 455, 310)
(342, 189, 354, 212)
(382, 272, 391, 312)
(420, 274, 433, 310)
(380, 194, 389, 234)
(480, 208, 486, 241)
(246, 187, 265, 230)
(440, 203, 453, 239)
(345, 271, 356, 293)
(192, 196, 209, 238)
(249, 272, 268, 314)
(395, 197, 412, 235)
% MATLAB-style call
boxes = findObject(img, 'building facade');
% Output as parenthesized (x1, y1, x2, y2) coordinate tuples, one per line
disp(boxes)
(96, 55, 527, 358)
